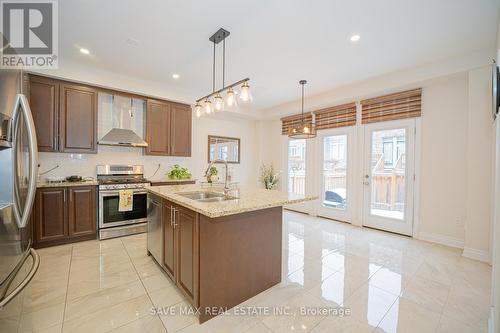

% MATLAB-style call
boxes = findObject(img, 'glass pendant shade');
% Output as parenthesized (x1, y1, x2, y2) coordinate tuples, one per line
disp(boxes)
(287, 122, 316, 139)
(226, 88, 237, 107)
(214, 94, 224, 111)
(239, 81, 252, 102)
(204, 98, 213, 114)
(194, 102, 202, 117)
(288, 79, 316, 139)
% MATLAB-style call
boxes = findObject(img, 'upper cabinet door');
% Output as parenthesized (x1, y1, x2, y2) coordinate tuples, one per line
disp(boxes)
(59, 83, 97, 153)
(145, 99, 171, 156)
(170, 104, 192, 157)
(29, 75, 59, 152)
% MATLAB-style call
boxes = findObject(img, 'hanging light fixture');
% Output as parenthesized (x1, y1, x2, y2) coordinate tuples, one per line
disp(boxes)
(288, 80, 316, 139)
(195, 28, 251, 116)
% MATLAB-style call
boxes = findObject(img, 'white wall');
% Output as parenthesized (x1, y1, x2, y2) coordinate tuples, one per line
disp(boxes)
(465, 67, 494, 261)
(418, 73, 468, 246)
(38, 114, 259, 186)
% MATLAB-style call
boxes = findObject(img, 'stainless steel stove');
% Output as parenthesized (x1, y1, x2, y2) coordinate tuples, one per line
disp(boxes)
(97, 165, 150, 239)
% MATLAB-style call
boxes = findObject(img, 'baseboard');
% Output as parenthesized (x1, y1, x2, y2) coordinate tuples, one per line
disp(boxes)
(417, 232, 464, 249)
(463, 247, 490, 263)
(489, 306, 495, 333)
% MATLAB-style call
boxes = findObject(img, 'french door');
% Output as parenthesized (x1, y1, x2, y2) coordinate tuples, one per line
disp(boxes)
(285, 138, 312, 213)
(362, 119, 415, 236)
(317, 127, 355, 222)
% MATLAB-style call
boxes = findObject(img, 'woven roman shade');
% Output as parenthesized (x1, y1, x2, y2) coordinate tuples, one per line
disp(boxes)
(361, 88, 422, 124)
(313, 102, 357, 130)
(281, 113, 313, 135)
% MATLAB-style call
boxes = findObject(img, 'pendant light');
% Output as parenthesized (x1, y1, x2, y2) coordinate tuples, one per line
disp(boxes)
(195, 28, 251, 116)
(288, 80, 316, 139)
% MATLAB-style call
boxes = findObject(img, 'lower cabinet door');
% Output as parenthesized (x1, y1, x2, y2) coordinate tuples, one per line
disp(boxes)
(68, 186, 96, 237)
(34, 187, 68, 244)
(163, 201, 176, 280)
(175, 206, 198, 306)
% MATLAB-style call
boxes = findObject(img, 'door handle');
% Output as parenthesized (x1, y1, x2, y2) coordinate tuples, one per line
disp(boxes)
(0, 248, 40, 308)
(363, 181, 370, 185)
(12, 94, 38, 229)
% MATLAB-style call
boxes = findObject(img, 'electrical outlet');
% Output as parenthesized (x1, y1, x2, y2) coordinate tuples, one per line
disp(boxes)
(455, 216, 463, 226)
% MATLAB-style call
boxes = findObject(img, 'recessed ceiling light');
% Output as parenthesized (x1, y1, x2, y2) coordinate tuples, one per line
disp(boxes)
(350, 34, 360, 42)
(80, 48, 90, 55)
(172, 74, 180, 79)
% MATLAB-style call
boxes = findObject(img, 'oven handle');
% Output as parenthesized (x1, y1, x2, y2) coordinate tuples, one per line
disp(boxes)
(99, 190, 148, 196)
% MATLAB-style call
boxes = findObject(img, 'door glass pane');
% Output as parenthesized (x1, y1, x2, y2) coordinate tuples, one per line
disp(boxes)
(370, 128, 406, 220)
(287, 139, 306, 194)
(102, 193, 147, 225)
(323, 135, 347, 210)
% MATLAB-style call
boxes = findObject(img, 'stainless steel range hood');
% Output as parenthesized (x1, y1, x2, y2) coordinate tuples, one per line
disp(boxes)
(98, 128, 148, 147)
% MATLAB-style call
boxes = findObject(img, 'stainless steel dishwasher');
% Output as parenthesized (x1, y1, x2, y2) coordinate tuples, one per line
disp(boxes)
(147, 194, 163, 265)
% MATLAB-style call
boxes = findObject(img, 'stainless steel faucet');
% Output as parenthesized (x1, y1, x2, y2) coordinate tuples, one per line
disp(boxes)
(205, 159, 230, 190)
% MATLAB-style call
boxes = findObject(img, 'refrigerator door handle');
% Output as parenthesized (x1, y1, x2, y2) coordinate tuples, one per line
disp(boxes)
(12, 94, 38, 229)
(0, 248, 40, 309)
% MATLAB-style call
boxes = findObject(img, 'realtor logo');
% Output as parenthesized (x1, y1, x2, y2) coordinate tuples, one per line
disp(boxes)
(1, 0, 58, 68)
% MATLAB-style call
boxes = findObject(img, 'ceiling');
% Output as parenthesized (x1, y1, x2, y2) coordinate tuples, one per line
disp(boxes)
(59, 0, 500, 114)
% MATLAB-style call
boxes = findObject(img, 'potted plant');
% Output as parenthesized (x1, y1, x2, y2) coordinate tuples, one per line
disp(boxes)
(259, 164, 281, 190)
(207, 166, 218, 183)
(166, 164, 192, 180)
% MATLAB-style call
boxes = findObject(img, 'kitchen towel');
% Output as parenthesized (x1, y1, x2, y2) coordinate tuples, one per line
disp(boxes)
(118, 190, 133, 212)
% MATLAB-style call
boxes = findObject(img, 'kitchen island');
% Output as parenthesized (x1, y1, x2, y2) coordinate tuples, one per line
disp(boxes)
(146, 185, 316, 323)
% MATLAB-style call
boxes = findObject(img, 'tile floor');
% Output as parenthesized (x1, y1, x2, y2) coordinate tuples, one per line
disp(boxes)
(0, 211, 491, 333)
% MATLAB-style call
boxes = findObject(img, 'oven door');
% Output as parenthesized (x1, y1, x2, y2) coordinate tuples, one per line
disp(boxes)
(99, 190, 148, 228)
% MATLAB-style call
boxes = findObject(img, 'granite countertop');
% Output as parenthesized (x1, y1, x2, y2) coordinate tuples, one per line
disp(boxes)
(147, 184, 317, 218)
(37, 180, 99, 188)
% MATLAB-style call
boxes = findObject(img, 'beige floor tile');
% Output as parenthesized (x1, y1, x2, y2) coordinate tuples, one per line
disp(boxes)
(375, 297, 441, 333)
(67, 265, 139, 300)
(400, 274, 450, 313)
(242, 322, 272, 333)
(148, 285, 185, 308)
(35, 323, 63, 333)
(368, 267, 410, 296)
(284, 258, 338, 290)
(261, 291, 331, 332)
(109, 316, 166, 333)
(134, 260, 165, 279)
(442, 284, 489, 332)
(64, 280, 146, 322)
(142, 272, 176, 294)
(307, 269, 367, 307)
(342, 284, 398, 328)
(436, 314, 487, 333)
(22, 277, 68, 313)
(62, 295, 153, 333)
(310, 315, 376, 333)
(157, 301, 198, 332)
(18, 302, 65, 333)
(240, 281, 304, 310)
(177, 314, 259, 333)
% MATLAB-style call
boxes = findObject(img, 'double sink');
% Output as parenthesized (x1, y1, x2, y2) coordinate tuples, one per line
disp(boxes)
(176, 191, 237, 203)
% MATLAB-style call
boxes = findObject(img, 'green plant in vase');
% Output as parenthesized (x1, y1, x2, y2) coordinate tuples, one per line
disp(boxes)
(207, 166, 218, 183)
(166, 164, 192, 180)
(259, 163, 281, 190)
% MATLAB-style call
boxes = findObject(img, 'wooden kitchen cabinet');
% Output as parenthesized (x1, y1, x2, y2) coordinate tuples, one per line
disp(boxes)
(145, 99, 192, 157)
(163, 200, 176, 280)
(175, 205, 198, 304)
(145, 99, 171, 155)
(59, 83, 97, 153)
(29, 75, 59, 152)
(33, 186, 97, 248)
(28, 75, 97, 154)
(170, 103, 192, 156)
(161, 200, 199, 307)
(68, 186, 97, 237)
(34, 187, 67, 244)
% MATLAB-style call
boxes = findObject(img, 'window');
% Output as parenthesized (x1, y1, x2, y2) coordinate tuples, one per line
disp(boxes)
(219, 145, 228, 160)
(382, 138, 393, 167)
(323, 135, 347, 210)
(288, 139, 306, 194)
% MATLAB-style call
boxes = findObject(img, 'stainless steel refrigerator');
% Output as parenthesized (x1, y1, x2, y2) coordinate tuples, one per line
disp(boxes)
(0, 65, 40, 328)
